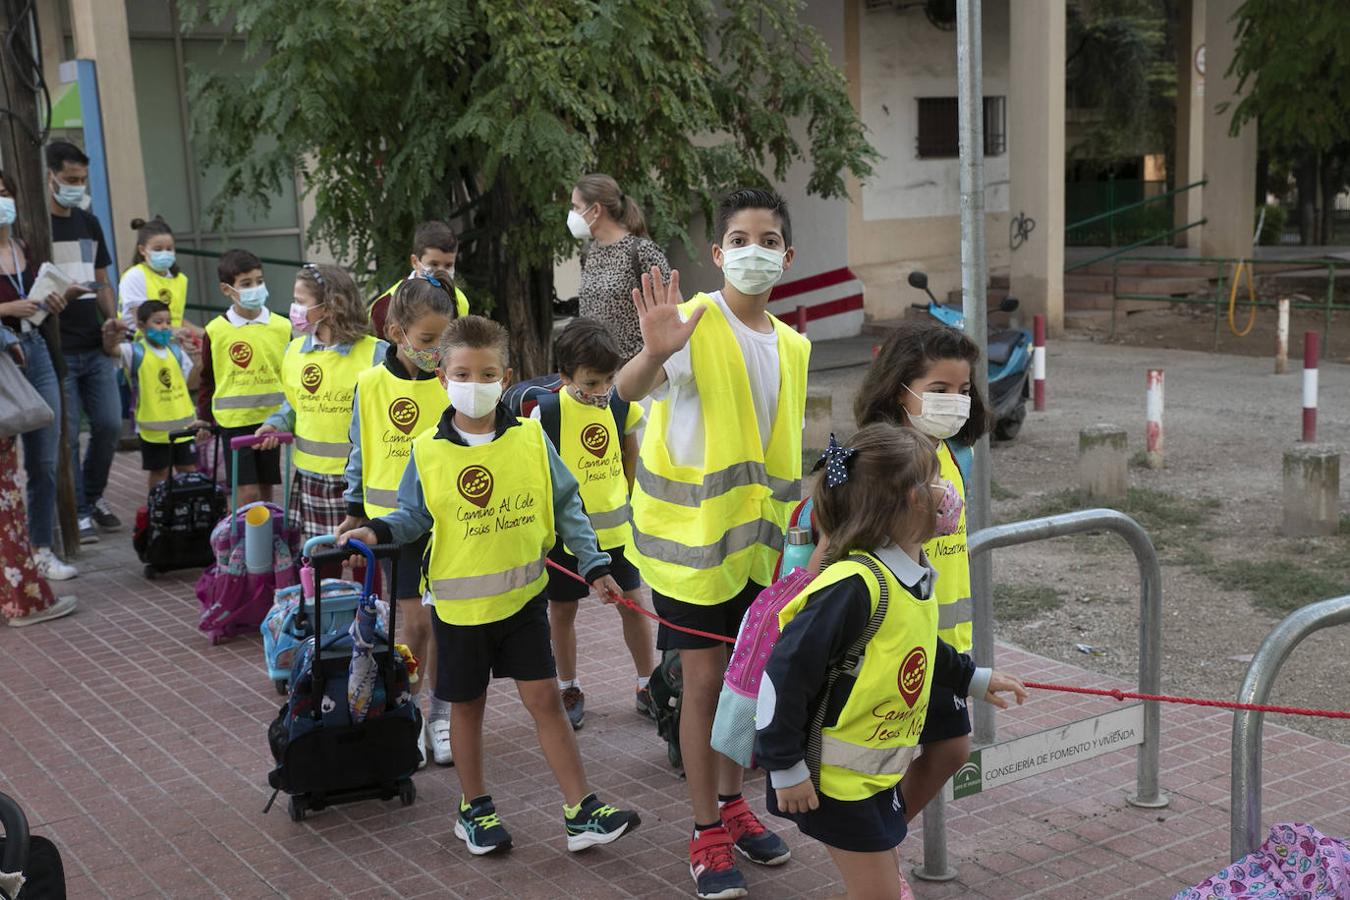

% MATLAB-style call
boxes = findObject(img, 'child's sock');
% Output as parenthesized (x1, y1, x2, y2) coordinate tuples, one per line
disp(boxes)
(636, 675, 651, 689)
(717, 793, 742, 808)
(693, 821, 722, 836)
(558, 678, 578, 690)
(429, 696, 450, 721)
(563, 792, 597, 819)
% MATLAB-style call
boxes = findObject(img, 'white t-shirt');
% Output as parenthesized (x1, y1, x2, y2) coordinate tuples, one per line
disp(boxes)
(452, 423, 495, 447)
(652, 291, 780, 469)
(118, 266, 151, 330)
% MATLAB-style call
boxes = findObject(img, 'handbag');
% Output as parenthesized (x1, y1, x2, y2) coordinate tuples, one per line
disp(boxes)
(0, 349, 55, 440)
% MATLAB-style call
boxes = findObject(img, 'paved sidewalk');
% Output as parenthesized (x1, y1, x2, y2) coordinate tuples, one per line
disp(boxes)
(2, 450, 1349, 899)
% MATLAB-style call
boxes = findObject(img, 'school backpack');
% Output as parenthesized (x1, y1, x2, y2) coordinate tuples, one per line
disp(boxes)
(647, 649, 685, 770)
(502, 374, 564, 420)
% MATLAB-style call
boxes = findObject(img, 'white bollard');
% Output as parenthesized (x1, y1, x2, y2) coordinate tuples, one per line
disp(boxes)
(1145, 369, 1164, 469)
(1275, 298, 1289, 375)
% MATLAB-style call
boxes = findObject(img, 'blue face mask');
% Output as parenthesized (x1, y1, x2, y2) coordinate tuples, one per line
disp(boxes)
(236, 283, 268, 310)
(145, 327, 173, 348)
(0, 197, 15, 226)
(52, 179, 85, 209)
(148, 249, 176, 273)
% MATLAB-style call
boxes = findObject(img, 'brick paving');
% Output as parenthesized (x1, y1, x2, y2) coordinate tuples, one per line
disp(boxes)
(3, 449, 1350, 898)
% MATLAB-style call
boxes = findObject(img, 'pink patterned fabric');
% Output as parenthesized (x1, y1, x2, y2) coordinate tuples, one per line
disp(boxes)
(0, 437, 55, 619)
(1176, 824, 1350, 900)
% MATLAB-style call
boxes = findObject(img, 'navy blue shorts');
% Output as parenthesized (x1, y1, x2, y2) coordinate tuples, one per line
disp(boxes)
(767, 781, 908, 853)
(918, 683, 972, 744)
(650, 580, 763, 651)
(431, 594, 556, 702)
(547, 541, 641, 603)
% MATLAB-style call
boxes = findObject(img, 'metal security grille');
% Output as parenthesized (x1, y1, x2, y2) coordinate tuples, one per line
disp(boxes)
(916, 96, 1006, 158)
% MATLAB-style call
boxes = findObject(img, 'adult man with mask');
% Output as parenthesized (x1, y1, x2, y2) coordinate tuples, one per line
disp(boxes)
(48, 140, 125, 549)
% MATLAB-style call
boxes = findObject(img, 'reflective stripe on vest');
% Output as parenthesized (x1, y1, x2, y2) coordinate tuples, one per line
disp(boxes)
(418, 419, 554, 626)
(355, 365, 448, 517)
(206, 312, 292, 427)
(586, 504, 631, 532)
(132, 340, 196, 443)
(927, 440, 973, 652)
(282, 335, 381, 474)
(629, 294, 810, 604)
(557, 389, 632, 550)
(777, 553, 938, 802)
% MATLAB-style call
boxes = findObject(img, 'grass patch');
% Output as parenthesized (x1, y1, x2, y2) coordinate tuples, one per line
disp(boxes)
(1129, 450, 1151, 469)
(991, 480, 1020, 501)
(994, 582, 1065, 622)
(1202, 560, 1350, 617)
(1011, 487, 1218, 536)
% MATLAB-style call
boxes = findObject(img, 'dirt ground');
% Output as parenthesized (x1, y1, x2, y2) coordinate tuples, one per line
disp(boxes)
(810, 314, 1350, 745)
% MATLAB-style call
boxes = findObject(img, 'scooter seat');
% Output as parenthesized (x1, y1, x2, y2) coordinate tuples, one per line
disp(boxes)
(987, 330, 1023, 366)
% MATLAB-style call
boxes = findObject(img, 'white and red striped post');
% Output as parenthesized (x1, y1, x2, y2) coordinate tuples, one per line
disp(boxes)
(795, 304, 808, 335)
(1302, 331, 1319, 442)
(1146, 368, 1164, 468)
(1032, 314, 1047, 411)
(1275, 298, 1290, 375)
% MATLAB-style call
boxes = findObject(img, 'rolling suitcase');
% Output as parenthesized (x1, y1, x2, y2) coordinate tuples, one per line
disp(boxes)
(133, 428, 227, 578)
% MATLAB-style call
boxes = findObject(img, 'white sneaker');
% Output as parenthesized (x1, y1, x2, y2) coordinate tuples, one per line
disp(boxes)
(429, 717, 453, 766)
(34, 548, 77, 581)
(8, 595, 77, 627)
(416, 721, 428, 770)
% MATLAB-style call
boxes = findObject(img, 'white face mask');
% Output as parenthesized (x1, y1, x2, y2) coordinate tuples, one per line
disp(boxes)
(567, 208, 592, 240)
(904, 385, 971, 440)
(720, 243, 785, 296)
(446, 378, 503, 418)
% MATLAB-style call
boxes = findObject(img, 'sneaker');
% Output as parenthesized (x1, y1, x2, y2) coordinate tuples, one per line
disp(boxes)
(429, 717, 453, 766)
(720, 796, 790, 866)
(453, 796, 512, 855)
(563, 793, 640, 852)
(689, 826, 747, 899)
(635, 685, 655, 719)
(7, 595, 77, 628)
(33, 548, 77, 582)
(561, 685, 585, 730)
(77, 517, 99, 544)
(91, 497, 122, 531)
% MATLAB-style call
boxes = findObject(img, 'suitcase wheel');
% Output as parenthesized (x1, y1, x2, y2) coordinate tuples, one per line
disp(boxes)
(288, 795, 306, 822)
(143, 564, 157, 579)
(399, 781, 416, 807)
(274, 679, 289, 696)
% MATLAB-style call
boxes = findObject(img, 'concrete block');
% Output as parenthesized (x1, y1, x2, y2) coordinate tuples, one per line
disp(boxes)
(1079, 424, 1128, 501)
(1282, 445, 1340, 537)
(804, 389, 833, 454)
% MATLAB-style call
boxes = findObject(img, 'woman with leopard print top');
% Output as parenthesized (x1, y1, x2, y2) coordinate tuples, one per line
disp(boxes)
(568, 174, 670, 360)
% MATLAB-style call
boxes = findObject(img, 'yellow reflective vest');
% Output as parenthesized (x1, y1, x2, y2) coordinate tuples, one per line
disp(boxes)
(123, 263, 188, 328)
(369, 278, 470, 325)
(927, 440, 972, 653)
(416, 419, 555, 626)
(555, 389, 640, 551)
(630, 294, 810, 604)
(778, 552, 938, 802)
(282, 335, 382, 474)
(355, 364, 448, 517)
(131, 340, 196, 444)
(204, 312, 291, 428)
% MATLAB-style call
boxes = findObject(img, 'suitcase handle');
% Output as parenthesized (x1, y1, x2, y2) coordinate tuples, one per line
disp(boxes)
(303, 539, 398, 705)
(230, 431, 293, 449)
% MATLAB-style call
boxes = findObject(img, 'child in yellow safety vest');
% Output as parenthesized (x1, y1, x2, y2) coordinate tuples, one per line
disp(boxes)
(109, 300, 206, 491)
(197, 249, 291, 506)
(755, 424, 1026, 899)
(530, 318, 655, 730)
(340, 315, 641, 858)
(367, 220, 470, 340)
(340, 274, 457, 769)
(118, 216, 201, 338)
(853, 317, 991, 830)
(615, 188, 808, 898)
(255, 263, 385, 545)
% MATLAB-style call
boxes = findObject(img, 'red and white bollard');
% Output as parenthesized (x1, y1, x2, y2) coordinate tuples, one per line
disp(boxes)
(1145, 368, 1164, 468)
(1275, 298, 1290, 375)
(1303, 331, 1319, 442)
(1032, 314, 1047, 411)
(795, 304, 808, 335)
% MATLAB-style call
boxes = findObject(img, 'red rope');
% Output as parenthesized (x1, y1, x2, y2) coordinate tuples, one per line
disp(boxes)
(549, 560, 1350, 719)
(1022, 681, 1350, 721)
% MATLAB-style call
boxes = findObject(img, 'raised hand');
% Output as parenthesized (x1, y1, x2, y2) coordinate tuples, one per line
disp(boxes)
(630, 267, 705, 362)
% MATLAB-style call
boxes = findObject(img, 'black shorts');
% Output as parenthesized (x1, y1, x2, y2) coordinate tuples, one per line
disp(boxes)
(547, 541, 641, 603)
(768, 780, 908, 853)
(383, 533, 429, 600)
(140, 436, 196, 471)
(918, 683, 973, 744)
(650, 580, 763, 651)
(432, 594, 556, 702)
(218, 423, 282, 487)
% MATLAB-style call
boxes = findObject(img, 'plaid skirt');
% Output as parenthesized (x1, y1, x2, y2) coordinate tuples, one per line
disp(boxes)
(287, 470, 348, 547)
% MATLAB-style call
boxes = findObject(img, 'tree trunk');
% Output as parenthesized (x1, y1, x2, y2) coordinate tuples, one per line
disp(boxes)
(1319, 153, 1337, 248)
(0, 5, 79, 558)
(485, 178, 553, 379)
(1295, 155, 1318, 246)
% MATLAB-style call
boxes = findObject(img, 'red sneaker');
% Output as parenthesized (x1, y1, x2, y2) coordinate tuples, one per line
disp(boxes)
(719, 796, 791, 866)
(689, 825, 747, 899)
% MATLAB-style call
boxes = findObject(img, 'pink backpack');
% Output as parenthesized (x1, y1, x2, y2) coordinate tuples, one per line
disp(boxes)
(711, 567, 817, 768)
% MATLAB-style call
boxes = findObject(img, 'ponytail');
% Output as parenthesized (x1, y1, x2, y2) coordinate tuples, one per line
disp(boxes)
(575, 173, 649, 239)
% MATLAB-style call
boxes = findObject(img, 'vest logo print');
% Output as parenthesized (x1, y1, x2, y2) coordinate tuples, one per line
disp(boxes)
(229, 341, 253, 369)
(157, 367, 173, 389)
(580, 422, 609, 458)
(157, 288, 173, 303)
(388, 398, 419, 435)
(457, 465, 493, 508)
(897, 647, 927, 708)
(301, 363, 323, 394)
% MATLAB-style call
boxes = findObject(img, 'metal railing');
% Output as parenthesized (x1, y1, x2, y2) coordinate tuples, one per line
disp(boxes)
(1231, 594, 1350, 861)
(916, 509, 1168, 882)
(1109, 254, 1350, 348)
(1064, 179, 1207, 273)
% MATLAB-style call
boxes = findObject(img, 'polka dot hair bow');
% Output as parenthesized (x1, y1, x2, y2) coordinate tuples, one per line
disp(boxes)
(812, 433, 857, 488)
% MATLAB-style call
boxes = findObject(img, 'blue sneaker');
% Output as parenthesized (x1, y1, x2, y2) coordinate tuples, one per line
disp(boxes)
(720, 796, 790, 866)
(564, 793, 640, 851)
(454, 796, 512, 855)
(690, 826, 747, 899)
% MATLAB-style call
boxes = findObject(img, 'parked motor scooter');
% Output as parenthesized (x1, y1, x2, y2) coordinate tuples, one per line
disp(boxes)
(907, 271, 1033, 441)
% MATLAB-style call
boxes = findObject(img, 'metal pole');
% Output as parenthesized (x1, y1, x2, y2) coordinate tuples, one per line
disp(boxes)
(956, 0, 995, 750)
(915, 791, 956, 882)
(1231, 594, 1350, 860)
